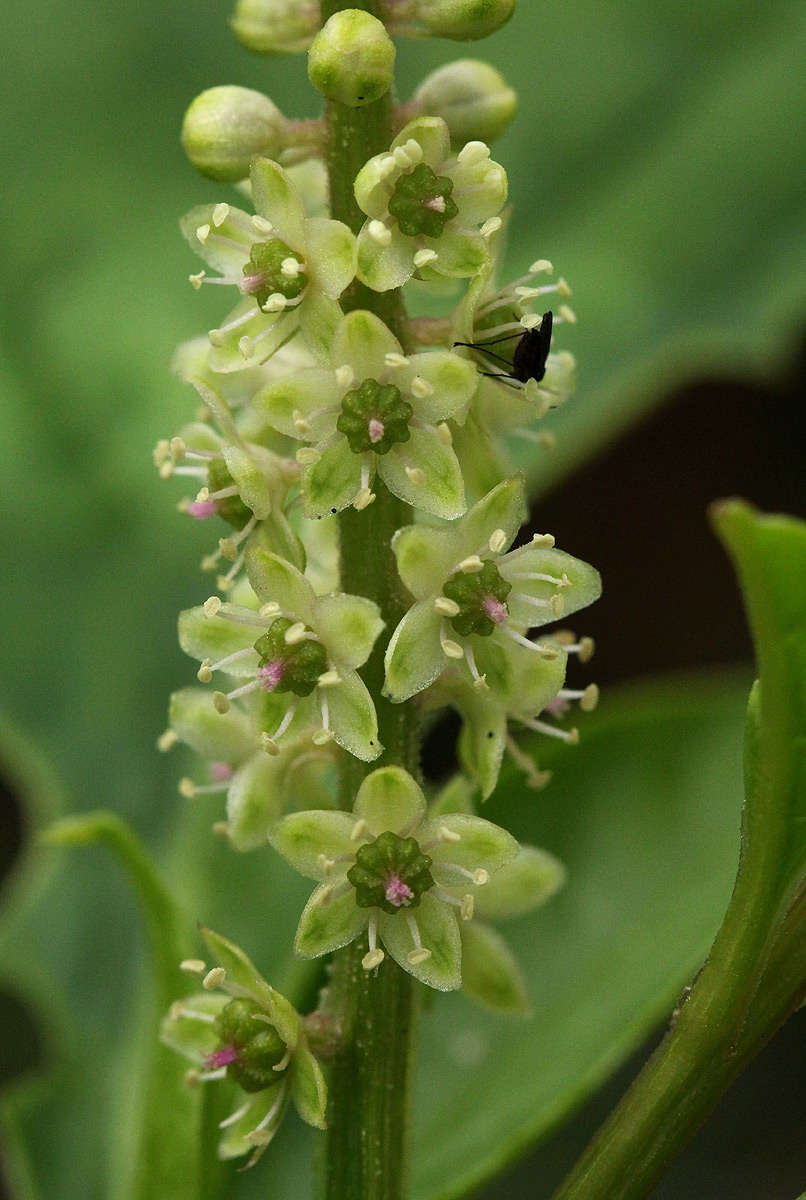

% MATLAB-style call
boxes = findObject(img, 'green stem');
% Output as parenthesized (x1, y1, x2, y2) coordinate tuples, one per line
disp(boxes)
(316, 4, 420, 1198)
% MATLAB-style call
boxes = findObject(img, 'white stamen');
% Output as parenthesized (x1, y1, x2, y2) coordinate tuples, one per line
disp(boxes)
(558, 304, 577, 324)
(219, 1100, 254, 1129)
(436, 422, 452, 445)
(403, 138, 423, 162)
(212, 202, 230, 227)
(196, 223, 211, 243)
(440, 622, 464, 659)
(202, 967, 226, 990)
(457, 555, 484, 574)
(281, 257, 302, 277)
(506, 734, 552, 789)
(180, 959, 206, 975)
(434, 596, 460, 617)
(368, 219, 392, 246)
(519, 715, 580, 744)
(480, 216, 502, 238)
(157, 729, 178, 752)
(413, 248, 438, 269)
(335, 364, 354, 389)
(405, 465, 425, 485)
(363, 917, 385, 970)
(488, 528, 507, 553)
(405, 914, 431, 964)
(317, 669, 341, 688)
(530, 259, 553, 274)
(189, 270, 206, 289)
(410, 375, 434, 398)
(351, 818, 369, 842)
(296, 447, 321, 466)
(209, 305, 258, 343)
(251, 214, 273, 234)
(203, 596, 222, 617)
(384, 352, 409, 369)
(457, 141, 489, 165)
(465, 643, 488, 691)
(284, 621, 308, 645)
(502, 627, 560, 658)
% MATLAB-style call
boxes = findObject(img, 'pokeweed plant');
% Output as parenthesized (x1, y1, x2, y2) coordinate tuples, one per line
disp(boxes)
(152, 0, 604, 1192)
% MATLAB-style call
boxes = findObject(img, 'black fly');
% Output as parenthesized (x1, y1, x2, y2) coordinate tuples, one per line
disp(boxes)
(454, 310, 553, 390)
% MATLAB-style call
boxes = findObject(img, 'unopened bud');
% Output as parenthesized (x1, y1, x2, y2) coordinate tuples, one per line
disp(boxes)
(412, 0, 515, 41)
(181, 86, 288, 182)
(308, 11, 395, 108)
(231, 0, 321, 55)
(412, 59, 516, 145)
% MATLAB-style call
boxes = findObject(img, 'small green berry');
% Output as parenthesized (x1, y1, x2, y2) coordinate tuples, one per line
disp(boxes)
(181, 86, 287, 182)
(336, 378, 413, 455)
(308, 10, 395, 107)
(348, 831, 435, 915)
(443, 560, 511, 637)
(207, 459, 253, 529)
(388, 163, 459, 238)
(413, 59, 517, 145)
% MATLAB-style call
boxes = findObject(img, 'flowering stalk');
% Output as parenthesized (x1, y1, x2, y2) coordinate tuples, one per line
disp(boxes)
(157, 0, 600, 1196)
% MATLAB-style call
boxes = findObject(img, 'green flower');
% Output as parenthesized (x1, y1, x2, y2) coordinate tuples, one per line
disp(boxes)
(161, 928, 326, 1168)
(354, 116, 507, 291)
(269, 766, 519, 990)
(384, 477, 601, 705)
(181, 156, 356, 367)
(178, 547, 385, 762)
(254, 309, 477, 519)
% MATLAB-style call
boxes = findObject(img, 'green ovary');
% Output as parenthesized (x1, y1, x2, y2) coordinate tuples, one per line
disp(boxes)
(388, 162, 459, 238)
(253, 617, 328, 697)
(347, 831, 435, 915)
(242, 237, 307, 307)
(207, 458, 253, 529)
(443, 560, 511, 637)
(336, 378, 413, 455)
(215, 998, 287, 1093)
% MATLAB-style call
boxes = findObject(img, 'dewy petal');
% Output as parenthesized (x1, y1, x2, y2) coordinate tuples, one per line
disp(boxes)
(294, 882, 368, 958)
(207, 299, 285, 375)
(226, 751, 289, 851)
(331, 310, 402, 380)
(357, 223, 415, 292)
(295, 289, 343, 365)
(200, 927, 295, 1036)
(457, 697, 507, 801)
(219, 1081, 287, 1162)
(459, 921, 529, 1015)
(305, 217, 356, 299)
(500, 545, 602, 629)
(159, 990, 228, 1062)
(383, 599, 445, 703)
(180, 204, 252, 274)
(425, 813, 519, 878)
(169, 687, 255, 763)
(379, 892, 461, 991)
(474, 846, 566, 921)
(423, 227, 488, 279)
(314, 594, 384, 670)
(290, 1040, 328, 1130)
(253, 368, 342, 441)
(326, 669, 382, 762)
(178, 607, 260, 675)
(353, 766, 426, 838)
(250, 157, 306, 250)
(391, 525, 468, 600)
(378, 427, 466, 520)
(391, 116, 451, 170)
(301, 437, 366, 520)
(221, 443, 273, 520)
(447, 156, 508, 224)
(354, 152, 397, 220)
(401, 351, 477, 425)
(245, 547, 317, 625)
(446, 478, 527, 569)
(475, 635, 566, 717)
(269, 811, 357, 880)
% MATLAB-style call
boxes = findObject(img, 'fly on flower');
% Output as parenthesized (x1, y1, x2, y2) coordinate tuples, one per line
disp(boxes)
(454, 311, 553, 390)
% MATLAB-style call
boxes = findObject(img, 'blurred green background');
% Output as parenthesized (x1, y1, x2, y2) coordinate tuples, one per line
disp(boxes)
(0, 0, 804, 1196)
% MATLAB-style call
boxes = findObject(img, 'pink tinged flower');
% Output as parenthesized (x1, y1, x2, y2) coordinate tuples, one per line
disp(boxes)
(188, 499, 219, 520)
(205, 1044, 239, 1070)
(368, 417, 385, 444)
(210, 762, 234, 783)
(385, 873, 414, 907)
(543, 695, 570, 719)
(257, 659, 285, 691)
(482, 595, 508, 624)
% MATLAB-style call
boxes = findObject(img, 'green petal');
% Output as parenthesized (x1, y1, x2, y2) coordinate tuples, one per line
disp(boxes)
(245, 546, 316, 624)
(391, 116, 451, 169)
(451, 409, 509, 504)
(200, 928, 300, 1047)
(290, 1039, 328, 1130)
(169, 687, 255, 763)
(378, 427, 466, 519)
(354, 766, 426, 837)
(302, 437, 365, 519)
(474, 634, 566, 714)
(501, 545, 602, 629)
(424, 227, 488, 278)
(159, 991, 228, 1063)
(296, 288, 343, 364)
(269, 810, 356, 879)
(429, 773, 477, 817)
(314, 593, 384, 670)
(424, 813, 519, 878)
(250, 157, 306, 249)
(379, 892, 461, 991)
(402, 351, 477, 424)
(294, 882, 368, 957)
(218, 1082, 287, 1162)
(459, 922, 529, 1014)
(448, 155, 508, 224)
(354, 152, 394, 220)
(253, 368, 341, 441)
(178, 606, 259, 674)
(206, 298, 286, 374)
(357, 223, 415, 291)
(383, 599, 445, 702)
(456, 692, 507, 801)
(179, 203, 251, 274)
(226, 750, 289, 851)
(306, 216, 356, 299)
(474, 846, 566, 921)
(331, 309, 401, 379)
(221, 443, 273, 520)
(326, 669, 382, 761)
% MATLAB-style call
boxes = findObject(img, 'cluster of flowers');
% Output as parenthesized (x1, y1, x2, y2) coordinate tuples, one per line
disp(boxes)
(157, 0, 599, 1163)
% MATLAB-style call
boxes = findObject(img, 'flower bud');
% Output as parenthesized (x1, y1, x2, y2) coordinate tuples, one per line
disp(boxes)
(308, 11, 395, 108)
(412, 59, 516, 145)
(181, 86, 287, 182)
(230, 0, 321, 54)
(413, 0, 515, 41)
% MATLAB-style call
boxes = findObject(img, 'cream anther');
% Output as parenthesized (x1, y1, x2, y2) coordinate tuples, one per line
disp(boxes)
(353, 487, 376, 511)
(405, 466, 425, 485)
(284, 621, 308, 645)
(480, 216, 502, 238)
(189, 270, 206, 289)
(473, 869, 489, 886)
(362, 948, 385, 970)
(157, 729, 178, 752)
(436, 422, 452, 445)
(530, 259, 553, 274)
(438, 823, 461, 843)
(515, 286, 541, 300)
(473, 675, 490, 692)
(410, 375, 434, 398)
(403, 138, 423, 162)
(368, 219, 392, 246)
(197, 659, 213, 683)
(203, 967, 226, 990)
(178, 778, 197, 798)
(351, 818, 369, 841)
(219, 537, 238, 562)
(413, 248, 438, 268)
(378, 154, 397, 178)
(170, 437, 186, 461)
(384, 352, 409, 369)
(261, 732, 280, 756)
(213, 691, 230, 714)
(312, 728, 334, 745)
(520, 312, 541, 329)
(212, 821, 230, 837)
(488, 528, 507, 553)
(281, 257, 302, 277)
(259, 601, 281, 618)
(393, 144, 413, 168)
(196, 487, 211, 502)
(317, 853, 336, 875)
(435, 596, 460, 617)
(581, 683, 599, 711)
(180, 959, 206, 975)
(557, 276, 571, 296)
(460, 894, 474, 921)
(196, 223, 211, 243)
(407, 948, 432, 965)
(212, 203, 230, 227)
(317, 669, 341, 688)
(263, 293, 288, 312)
(458, 554, 484, 573)
(579, 636, 595, 662)
(558, 304, 577, 324)
(203, 596, 222, 617)
(531, 533, 555, 547)
(296, 447, 321, 466)
(441, 638, 464, 659)
(251, 214, 273, 234)
(294, 414, 311, 434)
(551, 594, 565, 618)
(457, 140, 489, 165)
(335, 364, 354, 389)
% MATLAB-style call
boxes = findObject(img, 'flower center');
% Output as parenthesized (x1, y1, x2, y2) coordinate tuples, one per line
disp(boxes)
(241, 237, 307, 308)
(336, 378, 413, 456)
(347, 830, 435, 915)
(443, 560, 512, 637)
(212, 998, 287, 1093)
(253, 618, 328, 697)
(388, 162, 459, 238)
